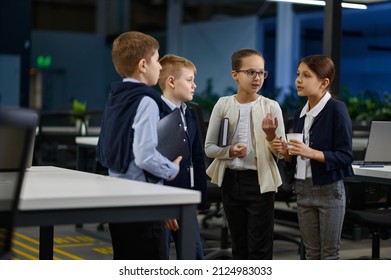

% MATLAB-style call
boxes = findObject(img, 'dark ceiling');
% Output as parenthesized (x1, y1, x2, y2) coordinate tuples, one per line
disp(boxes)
(31, 0, 391, 34)
(31, 0, 325, 33)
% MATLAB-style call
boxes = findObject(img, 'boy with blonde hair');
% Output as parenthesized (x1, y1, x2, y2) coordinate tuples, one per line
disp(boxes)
(97, 32, 182, 260)
(158, 54, 207, 259)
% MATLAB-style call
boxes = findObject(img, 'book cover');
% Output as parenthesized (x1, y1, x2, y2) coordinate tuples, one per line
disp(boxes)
(218, 118, 229, 147)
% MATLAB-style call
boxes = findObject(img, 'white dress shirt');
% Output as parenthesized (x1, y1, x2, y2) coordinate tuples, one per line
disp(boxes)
(295, 92, 331, 179)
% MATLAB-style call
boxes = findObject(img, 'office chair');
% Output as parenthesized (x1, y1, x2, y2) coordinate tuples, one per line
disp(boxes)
(273, 157, 306, 259)
(83, 110, 103, 136)
(186, 102, 232, 259)
(0, 108, 38, 259)
(187, 102, 221, 227)
(344, 179, 391, 259)
(34, 111, 88, 169)
(203, 206, 232, 260)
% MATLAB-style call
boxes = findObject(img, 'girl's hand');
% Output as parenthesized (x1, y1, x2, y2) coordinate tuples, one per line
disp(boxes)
(272, 138, 288, 155)
(288, 139, 325, 162)
(262, 112, 278, 141)
(272, 138, 292, 162)
(229, 143, 247, 158)
(287, 139, 311, 158)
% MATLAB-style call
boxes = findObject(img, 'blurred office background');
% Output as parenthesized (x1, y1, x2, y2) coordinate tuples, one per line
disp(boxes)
(1, 0, 391, 116)
(1, 0, 391, 166)
(1, 0, 391, 260)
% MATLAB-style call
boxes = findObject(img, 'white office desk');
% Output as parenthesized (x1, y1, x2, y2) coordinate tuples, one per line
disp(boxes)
(75, 136, 98, 146)
(39, 126, 100, 135)
(352, 164, 391, 185)
(14, 166, 201, 259)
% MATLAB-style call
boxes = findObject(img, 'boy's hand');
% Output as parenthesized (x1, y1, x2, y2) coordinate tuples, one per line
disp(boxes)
(173, 156, 182, 165)
(164, 219, 180, 231)
(166, 156, 182, 181)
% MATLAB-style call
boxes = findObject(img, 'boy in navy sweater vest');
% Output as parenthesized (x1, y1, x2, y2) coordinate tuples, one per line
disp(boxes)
(97, 32, 182, 260)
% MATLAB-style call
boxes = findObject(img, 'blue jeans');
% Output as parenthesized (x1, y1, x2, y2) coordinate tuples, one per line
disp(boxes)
(294, 179, 346, 260)
(165, 213, 204, 260)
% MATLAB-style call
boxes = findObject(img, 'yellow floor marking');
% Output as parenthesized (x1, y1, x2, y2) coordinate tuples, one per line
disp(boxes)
(55, 243, 95, 248)
(14, 232, 39, 245)
(92, 247, 113, 255)
(13, 231, 85, 260)
(12, 248, 37, 260)
(52, 248, 85, 260)
(13, 239, 39, 254)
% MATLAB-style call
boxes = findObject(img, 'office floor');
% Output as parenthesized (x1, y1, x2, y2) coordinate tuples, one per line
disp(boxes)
(11, 210, 391, 260)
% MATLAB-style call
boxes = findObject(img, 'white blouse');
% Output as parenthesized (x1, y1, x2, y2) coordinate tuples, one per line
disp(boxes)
(227, 97, 260, 170)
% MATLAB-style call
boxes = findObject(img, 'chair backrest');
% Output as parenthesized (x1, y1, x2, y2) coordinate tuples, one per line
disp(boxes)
(187, 101, 213, 167)
(34, 111, 85, 167)
(0, 108, 38, 257)
(187, 102, 207, 146)
(345, 180, 391, 210)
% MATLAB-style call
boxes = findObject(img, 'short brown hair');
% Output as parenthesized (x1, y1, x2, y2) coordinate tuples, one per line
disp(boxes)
(111, 31, 160, 78)
(158, 54, 196, 91)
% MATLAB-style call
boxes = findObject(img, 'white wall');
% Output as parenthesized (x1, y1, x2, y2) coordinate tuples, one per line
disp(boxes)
(31, 31, 115, 111)
(0, 54, 20, 107)
(181, 16, 259, 97)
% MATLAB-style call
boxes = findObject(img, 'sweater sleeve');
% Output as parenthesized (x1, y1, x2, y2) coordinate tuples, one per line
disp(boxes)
(204, 98, 232, 160)
(133, 97, 179, 180)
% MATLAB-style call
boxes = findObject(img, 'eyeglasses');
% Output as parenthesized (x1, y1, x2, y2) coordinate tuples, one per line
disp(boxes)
(235, 69, 269, 79)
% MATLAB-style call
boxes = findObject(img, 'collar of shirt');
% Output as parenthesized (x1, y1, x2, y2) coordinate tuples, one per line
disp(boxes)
(300, 91, 331, 118)
(122, 78, 141, 83)
(161, 95, 187, 114)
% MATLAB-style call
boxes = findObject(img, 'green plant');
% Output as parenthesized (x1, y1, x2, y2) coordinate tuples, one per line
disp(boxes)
(70, 98, 90, 123)
(340, 89, 391, 121)
(192, 78, 221, 118)
(72, 99, 87, 115)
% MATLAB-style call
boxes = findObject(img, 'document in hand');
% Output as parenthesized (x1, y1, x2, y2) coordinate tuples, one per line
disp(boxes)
(218, 118, 229, 147)
(157, 108, 189, 161)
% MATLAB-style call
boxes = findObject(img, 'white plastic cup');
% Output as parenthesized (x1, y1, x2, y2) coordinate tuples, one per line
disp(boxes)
(286, 133, 303, 155)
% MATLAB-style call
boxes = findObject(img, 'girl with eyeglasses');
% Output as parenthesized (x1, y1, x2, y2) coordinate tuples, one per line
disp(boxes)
(205, 48, 286, 259)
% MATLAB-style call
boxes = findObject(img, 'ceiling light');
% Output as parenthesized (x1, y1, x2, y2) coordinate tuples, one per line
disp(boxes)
(341, 2, 367, 9)
(268, 0, 367, 9)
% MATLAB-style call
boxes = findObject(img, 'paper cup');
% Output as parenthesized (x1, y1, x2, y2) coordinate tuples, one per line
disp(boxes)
(286, 133, 303, 155)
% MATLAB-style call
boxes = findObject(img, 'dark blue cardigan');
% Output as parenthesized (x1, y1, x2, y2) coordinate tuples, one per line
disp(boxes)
(291, 98, 354, 185)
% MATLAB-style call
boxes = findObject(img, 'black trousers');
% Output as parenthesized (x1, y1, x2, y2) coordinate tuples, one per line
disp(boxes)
(222, 168, 275, 260)
(109, 221, 166, 260)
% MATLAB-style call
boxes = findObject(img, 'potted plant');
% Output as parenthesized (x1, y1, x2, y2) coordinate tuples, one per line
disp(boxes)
(71, 98, 89, 135)
(340, 89, 391, 123)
